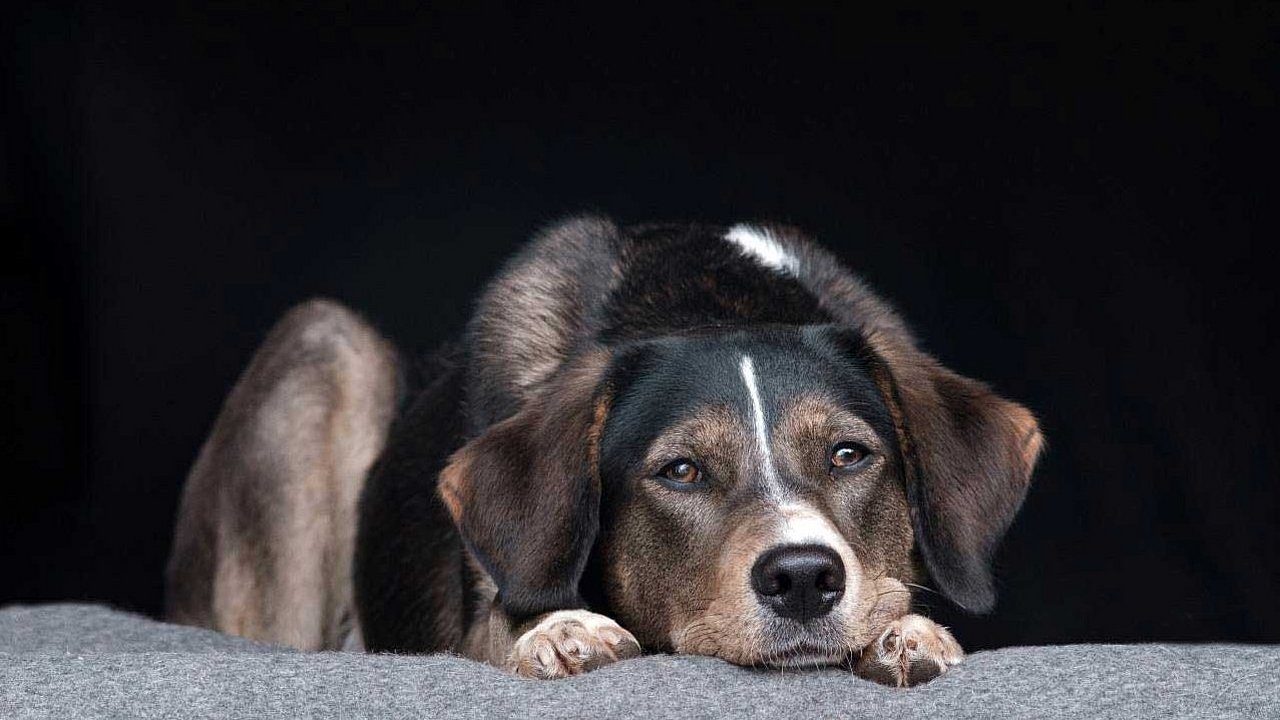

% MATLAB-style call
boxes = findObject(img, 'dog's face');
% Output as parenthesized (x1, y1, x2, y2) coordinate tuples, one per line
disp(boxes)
(440, 323, 1042, 667)
(595, 327, 915, 665)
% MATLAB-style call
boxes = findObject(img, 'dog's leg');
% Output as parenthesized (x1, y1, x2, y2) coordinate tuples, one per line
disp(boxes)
(166, 299, 400, 651)
(485, 607, 642, 679)
(854, 614, 964, 687)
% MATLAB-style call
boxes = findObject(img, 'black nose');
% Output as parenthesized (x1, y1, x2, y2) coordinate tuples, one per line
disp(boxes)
(750, 544, 846, 621)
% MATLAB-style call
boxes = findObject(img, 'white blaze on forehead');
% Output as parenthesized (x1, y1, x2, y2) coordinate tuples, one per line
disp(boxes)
(724, 224, 800, 275)
(739, 355, 785, 500)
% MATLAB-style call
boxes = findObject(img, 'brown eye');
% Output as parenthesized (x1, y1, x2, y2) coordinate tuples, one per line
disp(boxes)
(658, 459, 702, 484)
(830, 441, 869, 469)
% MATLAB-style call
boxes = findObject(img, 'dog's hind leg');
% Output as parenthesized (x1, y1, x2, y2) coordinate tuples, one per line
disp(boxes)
(165, 299, 400, 650)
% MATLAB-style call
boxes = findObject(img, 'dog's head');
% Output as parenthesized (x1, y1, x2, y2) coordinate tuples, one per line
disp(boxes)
(440, 323, 1042, 666)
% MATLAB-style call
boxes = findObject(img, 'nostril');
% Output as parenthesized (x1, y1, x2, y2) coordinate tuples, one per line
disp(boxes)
(771, 572, 791, 596)
(817, 571, 836, 593)
(817, 562, 846, 594)
(756, 569, 789, 597)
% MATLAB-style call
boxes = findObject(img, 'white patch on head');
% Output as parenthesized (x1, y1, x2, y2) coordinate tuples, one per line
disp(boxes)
(739, 355, 785, 501)
(724, 225, 800, 275)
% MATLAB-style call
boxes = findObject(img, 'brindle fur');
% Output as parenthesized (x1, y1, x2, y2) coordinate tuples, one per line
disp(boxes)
(166, 216, 1043, 686)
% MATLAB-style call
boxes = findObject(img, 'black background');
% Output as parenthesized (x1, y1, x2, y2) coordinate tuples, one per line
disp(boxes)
(4, 3, 1277, 649)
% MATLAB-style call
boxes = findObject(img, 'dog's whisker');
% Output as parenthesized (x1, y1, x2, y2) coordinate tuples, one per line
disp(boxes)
(903, 582, 941, 595)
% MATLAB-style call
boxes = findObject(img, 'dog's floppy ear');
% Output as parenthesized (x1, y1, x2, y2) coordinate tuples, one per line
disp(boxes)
(874, 355, 1044, 613)
(438, 351, 612, 618)
(811, 324, 1043, 612)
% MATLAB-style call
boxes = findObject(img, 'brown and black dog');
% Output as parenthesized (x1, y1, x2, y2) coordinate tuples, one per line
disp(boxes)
(166, 216, 1042, 686)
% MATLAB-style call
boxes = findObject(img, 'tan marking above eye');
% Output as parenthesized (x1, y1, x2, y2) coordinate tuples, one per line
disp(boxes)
(659, 459, 702, 484)
(831, 441, 870, 469)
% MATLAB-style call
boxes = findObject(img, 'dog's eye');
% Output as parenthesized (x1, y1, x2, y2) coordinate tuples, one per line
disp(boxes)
(658, 459, 702, 484)
(830, 441, 870, 469)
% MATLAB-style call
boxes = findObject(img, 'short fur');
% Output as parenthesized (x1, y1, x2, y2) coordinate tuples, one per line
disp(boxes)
(167, 217, 1042, 685)
(166, 299, 400, 650)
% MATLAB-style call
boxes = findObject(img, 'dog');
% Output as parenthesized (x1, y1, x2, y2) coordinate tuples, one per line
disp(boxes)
(166, 216, 1042, 687)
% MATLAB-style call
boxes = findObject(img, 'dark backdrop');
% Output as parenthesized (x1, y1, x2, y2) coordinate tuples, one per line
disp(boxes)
(4, 3, 1277, 649)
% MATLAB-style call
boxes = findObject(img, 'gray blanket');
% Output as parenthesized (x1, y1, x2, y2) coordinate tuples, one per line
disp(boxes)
(2, 604, 1276, 719)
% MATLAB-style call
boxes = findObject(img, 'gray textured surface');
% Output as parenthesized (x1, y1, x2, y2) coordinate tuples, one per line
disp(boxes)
(2, 604, 1278, 719)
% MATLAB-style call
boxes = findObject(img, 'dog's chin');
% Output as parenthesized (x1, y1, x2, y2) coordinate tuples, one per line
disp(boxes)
(697, 636, 854, 669)
(671, 609, 865, 669)
(756, 644, 852, 669)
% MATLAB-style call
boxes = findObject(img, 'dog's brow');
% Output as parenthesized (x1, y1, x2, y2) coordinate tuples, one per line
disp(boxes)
(739, 355, 785, 502)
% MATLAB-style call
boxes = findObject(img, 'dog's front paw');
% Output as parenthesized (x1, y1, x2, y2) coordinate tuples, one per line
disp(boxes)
(507, 610, 642, 679)
(854, 614, 963, 687)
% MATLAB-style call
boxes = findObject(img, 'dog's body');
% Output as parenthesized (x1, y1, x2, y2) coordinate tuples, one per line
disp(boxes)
(167, 217, 1042, 686)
